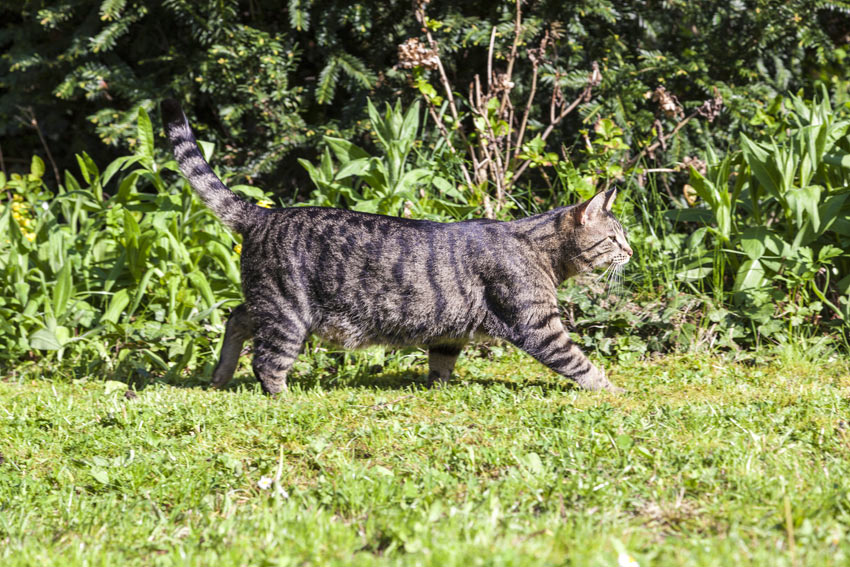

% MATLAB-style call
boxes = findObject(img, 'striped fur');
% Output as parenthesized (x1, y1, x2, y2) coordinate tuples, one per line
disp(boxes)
(162, 99, 633, 394)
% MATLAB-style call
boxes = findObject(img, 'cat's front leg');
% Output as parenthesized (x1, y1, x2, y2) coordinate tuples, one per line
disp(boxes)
(250, 306, 309, 396)
(512, 316, 620, 392)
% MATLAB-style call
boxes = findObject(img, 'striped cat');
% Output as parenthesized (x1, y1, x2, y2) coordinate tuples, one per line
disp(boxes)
(161, 99, 632, 394)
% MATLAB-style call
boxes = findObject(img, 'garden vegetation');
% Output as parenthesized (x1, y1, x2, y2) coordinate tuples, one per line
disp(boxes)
(2, 0, 850, 564)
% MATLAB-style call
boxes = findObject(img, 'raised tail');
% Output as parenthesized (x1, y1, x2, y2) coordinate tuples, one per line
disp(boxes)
(161, 99, 258, 233)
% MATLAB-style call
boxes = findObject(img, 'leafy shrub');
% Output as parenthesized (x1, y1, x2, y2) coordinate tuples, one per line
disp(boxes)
(0, 109, 250, 382)
(3, 0, 848, 199)
(672, 90, 850, 342)
(299, 99, 476, 219)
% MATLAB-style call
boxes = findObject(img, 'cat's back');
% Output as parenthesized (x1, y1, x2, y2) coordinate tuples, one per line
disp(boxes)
(245, 206, 506, 259)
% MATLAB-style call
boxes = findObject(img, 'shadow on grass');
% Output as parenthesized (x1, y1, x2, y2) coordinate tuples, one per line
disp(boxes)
(34, 350, 580, 396)
(105, 365, 435, 395)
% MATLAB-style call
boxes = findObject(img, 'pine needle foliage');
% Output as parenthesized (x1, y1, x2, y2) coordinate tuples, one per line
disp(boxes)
(0, 0, 847, 195)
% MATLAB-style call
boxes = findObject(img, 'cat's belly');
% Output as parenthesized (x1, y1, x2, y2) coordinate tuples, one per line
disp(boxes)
(312, 309, 486, 349)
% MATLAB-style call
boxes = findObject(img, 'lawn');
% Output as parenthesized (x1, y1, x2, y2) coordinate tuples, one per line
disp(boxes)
(1, 349, 849, 566)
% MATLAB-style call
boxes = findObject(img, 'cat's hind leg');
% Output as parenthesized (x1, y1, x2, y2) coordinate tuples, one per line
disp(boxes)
(211, 303, 254, 389)
(251, 309, 309, 395)
(427, 343, 464, 387)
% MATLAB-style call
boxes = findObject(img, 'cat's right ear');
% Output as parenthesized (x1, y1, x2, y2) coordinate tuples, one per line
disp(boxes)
(573, 191, 609, 225)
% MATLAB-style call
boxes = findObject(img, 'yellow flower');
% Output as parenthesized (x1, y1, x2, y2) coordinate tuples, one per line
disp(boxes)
(234, 243, 242, 254)
(257, 199, 274, 209)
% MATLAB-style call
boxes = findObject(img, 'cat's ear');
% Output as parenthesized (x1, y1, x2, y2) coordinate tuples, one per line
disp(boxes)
(603, 187, 617, 212)
(574, 190, 609, 225)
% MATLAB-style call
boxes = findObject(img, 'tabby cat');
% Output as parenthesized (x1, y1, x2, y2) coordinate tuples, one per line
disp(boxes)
(161, 99, 632, 394)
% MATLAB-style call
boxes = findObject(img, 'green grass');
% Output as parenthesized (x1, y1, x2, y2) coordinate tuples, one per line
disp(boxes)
(2, 349, 850, 566)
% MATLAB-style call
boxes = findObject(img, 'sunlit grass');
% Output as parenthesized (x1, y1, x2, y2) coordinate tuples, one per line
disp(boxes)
(1, 350, 849, 566)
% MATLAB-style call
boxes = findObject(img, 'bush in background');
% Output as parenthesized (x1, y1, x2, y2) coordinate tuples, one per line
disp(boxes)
(2, 0, 848, 197)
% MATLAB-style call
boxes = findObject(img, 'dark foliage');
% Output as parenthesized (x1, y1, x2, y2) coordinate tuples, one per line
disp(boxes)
(1, 0, 848, 195)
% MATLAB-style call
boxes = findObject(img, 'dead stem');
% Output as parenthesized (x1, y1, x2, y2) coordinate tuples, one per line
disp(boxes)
(17, 107, 62, 188)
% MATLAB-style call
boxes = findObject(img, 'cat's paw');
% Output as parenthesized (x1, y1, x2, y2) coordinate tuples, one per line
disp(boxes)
(427, 370, 451, 389)
(584, 364, 621, 392)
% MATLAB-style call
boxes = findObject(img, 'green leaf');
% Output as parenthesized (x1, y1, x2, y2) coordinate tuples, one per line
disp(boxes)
(432, 176, 466, 203)
(288, 0, 309, 31)
(325, 137, 370, 164)
(103, 289, 130, 324)
(351, 198, 380, 213)
(316, 57, 340, 105)
(733, 259, 766, 292)
(136, 106, 155, 166)
(187, 270, 215, 308)
(739, 227, 768, 261)
(336, 158, 372, 179)
(373, 465, 394, 477)
(520, 452, 544, 476)
(231, 184, 270, 201)
(676, 263, 713, 282)
(76, 152, 99, 185)
(786, 185, 822, 232)
(29, 328, 64, 350)
(90, 469, 110, 485)
(335, 52, 376, 89)
(741, 135, 780, 197)
(116, 170, 141, 203)
(663, 208, 714, 224)
(168, 339, 195, 379)
(30, 155, 45, 179)
(400, 100, 421, 147)
(823, 152, 850, 170)
(396, 168, 431, 195)
(127, 268, 158, 317)
(104, 380, 127, 396)
(52, 261, 73, 318)
(197, 140, 215, 162)
(101, 155, 133, 188)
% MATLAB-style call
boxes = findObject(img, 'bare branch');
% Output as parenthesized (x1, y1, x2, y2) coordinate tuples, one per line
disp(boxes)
(623, 110, 699, 172)
(499, 0, 523, 116)
(487, 26, 496, 92)
(18, 107, 61, 188)
(508, 82, 593, 189)
(423, 101, 474, 188)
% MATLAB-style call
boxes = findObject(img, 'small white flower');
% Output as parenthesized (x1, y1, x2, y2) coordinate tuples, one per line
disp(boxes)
(42, 202, 49, 210)
(257, 476, 273, 490)
(618, 552, 639, 567)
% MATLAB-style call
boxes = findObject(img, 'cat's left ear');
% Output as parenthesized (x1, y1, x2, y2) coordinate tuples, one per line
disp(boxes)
(575, 188, 616, 225)
(602, 187, 617, 212)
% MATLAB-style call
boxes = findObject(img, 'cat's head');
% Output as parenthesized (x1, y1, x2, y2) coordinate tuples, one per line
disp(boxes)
(567, 188, 632, 273)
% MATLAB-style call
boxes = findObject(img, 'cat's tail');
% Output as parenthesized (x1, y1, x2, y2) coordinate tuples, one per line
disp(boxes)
(161, 99, 259, 233)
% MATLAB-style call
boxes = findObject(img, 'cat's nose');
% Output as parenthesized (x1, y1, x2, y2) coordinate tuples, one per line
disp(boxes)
(626, 246, 633, 257)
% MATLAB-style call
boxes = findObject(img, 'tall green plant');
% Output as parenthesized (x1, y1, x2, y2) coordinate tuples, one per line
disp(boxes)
(679, 90, 850, 337)
(299, 100, 474, 219)
(0, 108, 255, 381)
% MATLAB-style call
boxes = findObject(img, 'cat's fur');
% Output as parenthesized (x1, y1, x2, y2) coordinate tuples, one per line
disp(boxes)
(161, 99, 632, 394)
